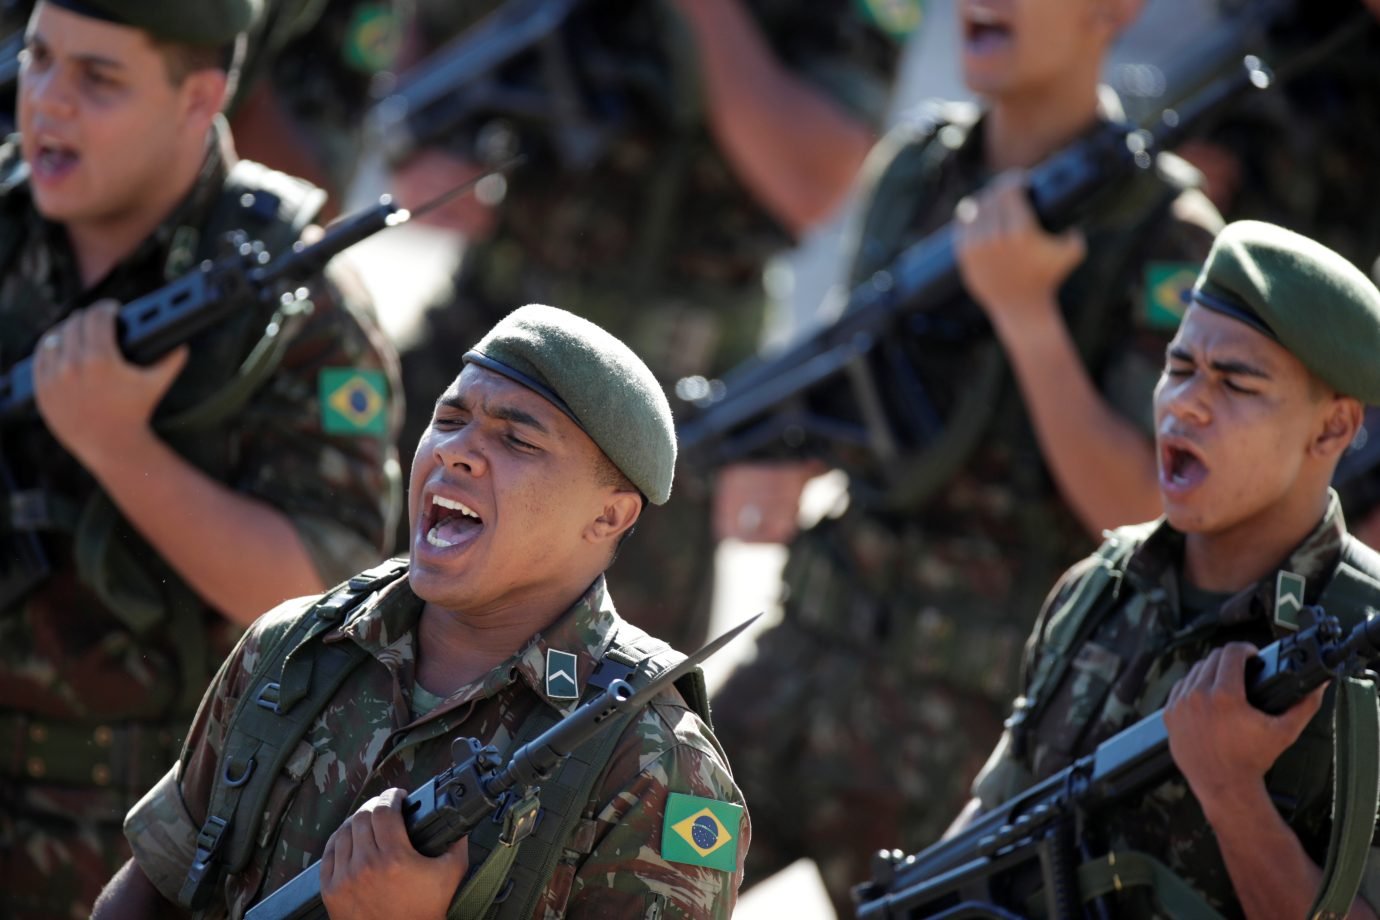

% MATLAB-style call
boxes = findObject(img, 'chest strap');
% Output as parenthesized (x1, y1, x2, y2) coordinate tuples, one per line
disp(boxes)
(456, 628, 708, 920)
(177, 557, 408, 910)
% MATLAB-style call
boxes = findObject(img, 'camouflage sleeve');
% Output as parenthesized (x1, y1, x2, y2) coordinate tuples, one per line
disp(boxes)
(123, 597, 319, 902)
(558, 699, 750, 919)
(232, 260, 404, 585)
(1095, 179, 1222, 437)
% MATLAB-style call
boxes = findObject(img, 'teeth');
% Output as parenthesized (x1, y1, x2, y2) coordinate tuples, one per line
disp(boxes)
(426, 525, 456, 548)
(432, 495, 480, 519)
(969, 7, 1000, 24)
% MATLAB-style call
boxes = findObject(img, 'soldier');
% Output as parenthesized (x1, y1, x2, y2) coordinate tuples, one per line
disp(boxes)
(95, 304, 750, 919)
(391, 0, 911, 652)
(0, 1, 401, 916)
(708, 0, 1222, 913)
(961, 220, 1380, 917)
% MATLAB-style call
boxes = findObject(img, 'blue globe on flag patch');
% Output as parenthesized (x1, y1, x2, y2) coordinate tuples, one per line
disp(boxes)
(691, 815, 719, 850)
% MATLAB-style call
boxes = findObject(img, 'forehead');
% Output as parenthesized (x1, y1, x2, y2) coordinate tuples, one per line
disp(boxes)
(28, 2, 156, 59)
(1172, 306, 1297, 369)
(446, 364, 582, 434)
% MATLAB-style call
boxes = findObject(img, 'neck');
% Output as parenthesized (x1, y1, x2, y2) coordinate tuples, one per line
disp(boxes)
(65, 132, 211, 289)
(1182, 487, 1332, 594)
(982, 75, 1102, 172)
(415, 584, 589, 695)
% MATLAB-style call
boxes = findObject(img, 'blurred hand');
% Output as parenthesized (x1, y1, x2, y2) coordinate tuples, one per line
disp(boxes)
(1366, 0, 1380, 22)
(1164, 643, 1325, 818)
(953, 171, 1085, 330)
(320, 787, 470, 920)
(392, 148, 499, 238)
(713, 460, 826, 543)
(32, 300, 187, 470)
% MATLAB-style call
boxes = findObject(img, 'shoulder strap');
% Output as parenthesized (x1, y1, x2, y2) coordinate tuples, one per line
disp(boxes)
(177, 557, 409, 910)
(1006, 525, 1150, 758)
(460, 624, 707, 920)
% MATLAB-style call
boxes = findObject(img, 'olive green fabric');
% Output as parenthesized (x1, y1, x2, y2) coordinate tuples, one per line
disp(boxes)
(1192, 220, 1380, 404)
(464, 304, 677, 505)
(47, 0, 260, 44)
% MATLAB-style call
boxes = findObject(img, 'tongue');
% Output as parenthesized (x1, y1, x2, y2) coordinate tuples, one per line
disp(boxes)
(968, 25, 1012, 53)
(434, 515, 482, 544)
(1174, 453, 1207, 486)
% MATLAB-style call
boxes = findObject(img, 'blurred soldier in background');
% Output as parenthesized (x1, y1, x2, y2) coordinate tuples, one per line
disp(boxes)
(0, 2, 402, 916)
(390, 0, 911, 652)
(708, 0, 1221, 913)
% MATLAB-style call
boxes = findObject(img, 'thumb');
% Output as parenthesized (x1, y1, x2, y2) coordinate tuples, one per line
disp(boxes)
(1274, 682, 1327, 742)
(143, 345, 190, 389)
(438, 833, 470, 870)
(1058, 228, 1088, 266)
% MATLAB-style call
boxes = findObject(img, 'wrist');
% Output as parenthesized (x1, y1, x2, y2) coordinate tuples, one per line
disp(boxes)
(986, 295, 1064, 345)
(1195, 775, 1274, 833)
(75, 423, 160, 480)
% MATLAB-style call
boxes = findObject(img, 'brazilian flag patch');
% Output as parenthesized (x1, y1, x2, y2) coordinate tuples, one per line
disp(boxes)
(320, 369, 388, 437)
(343, 4, 402, 73)
(662, 793, 742, 872)
(1143, 262, 1199, 331)
(854, 0, 924, 39)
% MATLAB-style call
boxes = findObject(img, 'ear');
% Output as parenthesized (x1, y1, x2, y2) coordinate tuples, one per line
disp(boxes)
(1311, 396, 1364, 461)
(1092, 0, 1142, 39)
(585, 490, 643, 550)
(179, 69, 227, 130)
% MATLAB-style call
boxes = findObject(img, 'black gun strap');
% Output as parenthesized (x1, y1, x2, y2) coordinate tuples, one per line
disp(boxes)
(177, 557, 408, 911)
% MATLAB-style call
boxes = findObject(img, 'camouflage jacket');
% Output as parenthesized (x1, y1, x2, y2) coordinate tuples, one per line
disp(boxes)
(125, 574, 750, 919)
(0, 122, 403, 734)
(780, 99, 1223, 699)
(973, 493, 1380, 917)
(412, 0, 905, 383)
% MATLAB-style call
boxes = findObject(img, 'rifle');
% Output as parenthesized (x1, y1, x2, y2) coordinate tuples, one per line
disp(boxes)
(0, 162, 515, 610)
(674, 10, 1375, 474)
(244, 613, 760, 920)
(365, 0, 669, 171)
(852, 606, 1380, 919)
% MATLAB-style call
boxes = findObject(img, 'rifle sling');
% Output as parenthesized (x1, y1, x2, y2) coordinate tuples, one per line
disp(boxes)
(1309, 675, 1380, 920)
(1075, 850, 1227, 919)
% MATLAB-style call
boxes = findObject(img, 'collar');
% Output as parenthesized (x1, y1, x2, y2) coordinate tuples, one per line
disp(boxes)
(1125, 490, 1349, 628)
(334, 573, 622, 718)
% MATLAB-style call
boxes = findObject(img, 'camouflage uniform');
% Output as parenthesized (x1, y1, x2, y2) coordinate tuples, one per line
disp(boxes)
(124, 573, 750, 919)
(972, 492, 1380, 917)
(396, 0, 904, 651)
(0, 125, 403, 918)
(709, 101, 1222, 916)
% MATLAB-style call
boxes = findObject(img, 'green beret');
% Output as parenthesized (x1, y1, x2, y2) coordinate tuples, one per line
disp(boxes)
(1192, 220, 1380, 404)
(465, 304, 676, 504)
(47, 0, 259, 45)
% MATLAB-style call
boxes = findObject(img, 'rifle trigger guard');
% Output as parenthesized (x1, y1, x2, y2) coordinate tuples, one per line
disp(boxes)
(498, 790, 541, 848)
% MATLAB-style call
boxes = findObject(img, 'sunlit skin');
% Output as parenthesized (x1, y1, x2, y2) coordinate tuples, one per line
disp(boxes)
(1152, 305, 1359, 591)
(19, 3, 224, 283)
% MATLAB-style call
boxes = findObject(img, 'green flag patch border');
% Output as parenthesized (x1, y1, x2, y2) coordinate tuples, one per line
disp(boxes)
(662, 793, 742, 872)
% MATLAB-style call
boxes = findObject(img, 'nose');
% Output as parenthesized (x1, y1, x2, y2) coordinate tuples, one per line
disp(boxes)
(432, 423, 488, 477)
(21, 65, 75, 122)
(1156, 371, 1211, 429)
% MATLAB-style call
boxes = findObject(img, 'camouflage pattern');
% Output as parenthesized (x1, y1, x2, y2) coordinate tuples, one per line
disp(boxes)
(710, 103, 1223, 916)
(972, 492, 1380, 917)
(395, 0, 904, 652)
(124, 574, 750, 919)
(0, 126, 403, 918)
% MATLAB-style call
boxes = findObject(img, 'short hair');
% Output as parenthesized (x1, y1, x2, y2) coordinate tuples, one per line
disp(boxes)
(592, 450, 645, 562)
(151, 34, 244, 105)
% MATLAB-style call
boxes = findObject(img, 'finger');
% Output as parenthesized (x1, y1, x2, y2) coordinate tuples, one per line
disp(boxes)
(436, 833, 470, 873)
(333, 816, 355, 873)
(1059, 228, 1087, 265)
(144, 344, 189, 388)
(1211, 643, 1256, 700)
(368, 788, 414, 854)
(82, 301, 121, 363)
(320, 831, 339, 889)
(350, 804, 380, 870)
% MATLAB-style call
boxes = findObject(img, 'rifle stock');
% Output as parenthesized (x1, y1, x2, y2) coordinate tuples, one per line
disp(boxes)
(854, 609, 1380, 919)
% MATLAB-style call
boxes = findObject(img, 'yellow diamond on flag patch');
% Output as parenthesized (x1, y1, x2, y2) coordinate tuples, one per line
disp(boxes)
(320, 369, 388, 437)
(662, 793, 741, 871)
(1143, 262, 1199, 331)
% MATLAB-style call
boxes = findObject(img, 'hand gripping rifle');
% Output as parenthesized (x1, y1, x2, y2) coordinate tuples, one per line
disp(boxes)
(0, 162, 517, 610)
(244, 613, 760, 920)
(852, 606, 1380, 919)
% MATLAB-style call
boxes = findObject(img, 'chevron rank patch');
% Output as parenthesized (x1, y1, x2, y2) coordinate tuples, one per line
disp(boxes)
(1275, 571, 1306, 631)
(545, 649, 579, 700)
(320, 369, 388, 437)
(1143, 262, 1198, 331)
(662, 793, 742, 872)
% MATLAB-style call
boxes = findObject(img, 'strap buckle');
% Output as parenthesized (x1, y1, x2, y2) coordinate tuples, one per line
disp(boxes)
(498, 791, 541, 848)
(178, 815, 230, 909)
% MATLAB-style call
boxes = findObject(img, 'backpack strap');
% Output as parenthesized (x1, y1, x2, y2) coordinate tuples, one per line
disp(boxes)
(1006, 524, 1152, 758)
(458, 624, 707, 920)
(177, 557, 408, 910)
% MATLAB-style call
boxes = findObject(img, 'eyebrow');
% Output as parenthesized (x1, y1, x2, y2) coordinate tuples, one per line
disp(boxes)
(435, 394, 551, 434)
(26, 34, 125, 71)
(1167, 346, 1272, 379)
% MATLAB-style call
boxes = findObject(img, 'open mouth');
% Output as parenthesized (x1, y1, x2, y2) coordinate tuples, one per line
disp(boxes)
(29, 136, 79, 182)
(422, 494, 484, 550)
(963, 6, 1014, 53)
(1161, 441, 1208, 491)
